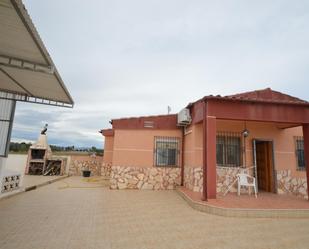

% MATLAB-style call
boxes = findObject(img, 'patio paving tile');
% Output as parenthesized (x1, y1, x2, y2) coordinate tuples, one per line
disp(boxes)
(179, 186, 309, 209)
(0, 177, 309, 249)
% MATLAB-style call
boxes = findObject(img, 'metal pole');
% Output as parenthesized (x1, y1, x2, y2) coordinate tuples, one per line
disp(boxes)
(252, 140, 259, 193)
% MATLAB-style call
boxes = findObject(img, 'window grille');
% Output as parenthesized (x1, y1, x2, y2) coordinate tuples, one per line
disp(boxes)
(154, 136, 180, 167)
(295, 136, 305, 170)
(0, 98, 16, 157)
(216, 131, 242, 167)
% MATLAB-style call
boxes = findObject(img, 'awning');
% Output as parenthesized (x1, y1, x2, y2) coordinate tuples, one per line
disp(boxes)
(0, 0, 74, 107)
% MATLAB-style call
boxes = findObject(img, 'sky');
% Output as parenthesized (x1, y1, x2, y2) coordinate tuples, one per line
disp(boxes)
(11, 0, 309, 148)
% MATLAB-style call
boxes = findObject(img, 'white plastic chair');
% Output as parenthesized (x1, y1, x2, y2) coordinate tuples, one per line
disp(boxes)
(236, 173, 257, 198)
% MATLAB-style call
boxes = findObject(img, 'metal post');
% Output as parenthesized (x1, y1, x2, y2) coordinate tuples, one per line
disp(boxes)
(302, 124, 309, 201)
(252, 139, 259, 193)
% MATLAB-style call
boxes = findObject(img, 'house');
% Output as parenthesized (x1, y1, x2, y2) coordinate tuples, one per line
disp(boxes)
(100, 88, 309, 200)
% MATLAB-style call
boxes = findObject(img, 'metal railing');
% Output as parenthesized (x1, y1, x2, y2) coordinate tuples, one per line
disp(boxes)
(295, 136, 305, 170)
(154, 136, 180, 167)
(216, 131, 243, 167)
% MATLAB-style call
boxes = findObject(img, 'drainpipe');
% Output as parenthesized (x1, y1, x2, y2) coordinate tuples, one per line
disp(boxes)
(202, 101, 217, 201)
(180, 126, 185, 186)
(202, 101, 207, 200)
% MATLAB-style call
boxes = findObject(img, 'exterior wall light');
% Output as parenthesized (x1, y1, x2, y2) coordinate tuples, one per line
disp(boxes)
(242, 129, 250, 138)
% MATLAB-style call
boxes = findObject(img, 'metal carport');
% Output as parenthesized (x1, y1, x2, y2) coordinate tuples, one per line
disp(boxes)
(0, 0, 74, 172)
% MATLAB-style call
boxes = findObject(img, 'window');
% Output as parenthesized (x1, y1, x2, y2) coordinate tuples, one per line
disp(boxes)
(154, 137, 179, 167)
(295, 137, 305, 170)
(216, 132, 242, 167)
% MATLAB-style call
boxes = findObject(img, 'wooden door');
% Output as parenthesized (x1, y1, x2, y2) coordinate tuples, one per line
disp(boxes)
(255, 141, 274, 192)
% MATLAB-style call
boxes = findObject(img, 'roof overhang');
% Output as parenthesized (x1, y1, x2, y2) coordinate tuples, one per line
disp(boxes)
(100, 129, 114, 137)
(189, 98, 309, 125)
(0, 0, 74, 107)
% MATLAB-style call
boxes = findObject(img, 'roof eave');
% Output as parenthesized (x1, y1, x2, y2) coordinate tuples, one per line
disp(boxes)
(203, 96, 309, 107)
(10, 0, 74, 106)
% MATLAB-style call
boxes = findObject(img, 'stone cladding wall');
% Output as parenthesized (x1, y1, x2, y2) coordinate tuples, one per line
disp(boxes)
(183, 166, 256, 194)
(101, 162, 112, 178)
(109, 165, 308, 199)
(69, 155, 103, 176)
(110, 166, 180, 190)
(184, 167, 203, 192)
(183, 166, 243, 193)
(277, 170, 308, 199)
(216, 167, 243, 194)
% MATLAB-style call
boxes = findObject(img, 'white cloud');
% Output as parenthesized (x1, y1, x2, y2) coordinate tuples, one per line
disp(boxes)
(14, 0, 309, 147)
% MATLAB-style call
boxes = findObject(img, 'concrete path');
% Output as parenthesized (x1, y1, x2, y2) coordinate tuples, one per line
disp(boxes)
(0, 177, 309, 249)
(22, 175, 67, 189)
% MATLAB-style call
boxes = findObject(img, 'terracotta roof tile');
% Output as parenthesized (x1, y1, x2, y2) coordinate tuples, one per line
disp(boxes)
(187, 88, 309, 108)
(197, 88, 308, 105)
(225, 88, 308, 105)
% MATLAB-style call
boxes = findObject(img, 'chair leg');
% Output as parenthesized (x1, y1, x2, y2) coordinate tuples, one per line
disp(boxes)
(238, 184, 240, 196)
(249, 186, 251, 195)
(254, 186, 257, 198)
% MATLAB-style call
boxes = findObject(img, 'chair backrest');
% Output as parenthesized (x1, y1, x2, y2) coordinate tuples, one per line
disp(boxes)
(239, 166, 256, 174)
(237, 173, 250, 185)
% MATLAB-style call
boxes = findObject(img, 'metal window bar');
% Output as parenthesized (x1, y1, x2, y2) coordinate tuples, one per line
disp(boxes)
(154, 136, 180, 167)
(0, 98, 16, 157)
(216, 131, 242, 167)
(295, 136, 305, 170)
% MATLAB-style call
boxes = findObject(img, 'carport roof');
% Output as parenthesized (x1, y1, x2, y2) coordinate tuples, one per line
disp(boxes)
(0, 0, 74, 107)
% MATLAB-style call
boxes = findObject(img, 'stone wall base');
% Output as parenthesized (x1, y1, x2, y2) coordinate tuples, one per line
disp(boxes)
(184, 166, 256, 194)
(216, 167, 244, 194)
(277, 170, 308, 199)
(110, 166, 180, 190)
(68, 155, 103, 176)
(101, 163, 111, 178)
(217, 167, 308, 199)
(184, 167, 203, 192)
(110, 166, 309, 199)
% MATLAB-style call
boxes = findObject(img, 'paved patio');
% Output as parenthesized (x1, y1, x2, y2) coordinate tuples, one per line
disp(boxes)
(179, 187, 309, 209)
(0, 177, 309, 249)
(177, 187, 309, 218)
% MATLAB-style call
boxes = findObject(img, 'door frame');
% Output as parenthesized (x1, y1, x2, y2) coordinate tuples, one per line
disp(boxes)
(252, 139, 277, 193)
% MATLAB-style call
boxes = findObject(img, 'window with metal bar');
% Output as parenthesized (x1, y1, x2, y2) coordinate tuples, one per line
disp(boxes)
(295, 136, 306, 170)
(0, 98, 15, 157)
(216, 132, 242, 167)
(154, 137, 180, 167)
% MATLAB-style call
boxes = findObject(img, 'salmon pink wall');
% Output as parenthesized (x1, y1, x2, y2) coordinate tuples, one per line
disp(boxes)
(183, 123, 203, 167)
(105, 120, 304, 178)
(103, 136, 114, 165)
(112, 129, 182, 167)
(216, 120, 304, 178)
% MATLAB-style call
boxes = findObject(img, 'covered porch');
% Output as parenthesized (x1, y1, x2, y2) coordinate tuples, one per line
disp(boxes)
(214, 119, 307, 198)
(186, 88, 309, 201)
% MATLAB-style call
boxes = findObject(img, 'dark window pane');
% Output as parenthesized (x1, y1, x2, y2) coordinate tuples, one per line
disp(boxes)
(156, 148, 168, 165)
(296, 138, 306, 169)
(167, 148, 176, 165)
(216, 133, 241, 167)
(216, 136, 225, 165)
(155, 137, 179, 167)
(216, 144, 224, 165)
